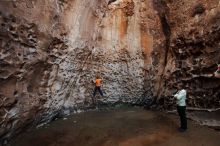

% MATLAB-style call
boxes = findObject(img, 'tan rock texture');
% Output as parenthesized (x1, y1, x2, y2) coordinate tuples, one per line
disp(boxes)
(155, 0, 220, 109)
(0, 0, 220, 143)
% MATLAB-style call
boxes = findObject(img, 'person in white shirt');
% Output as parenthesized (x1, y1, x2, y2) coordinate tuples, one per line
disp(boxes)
(174, 87, 187, 132)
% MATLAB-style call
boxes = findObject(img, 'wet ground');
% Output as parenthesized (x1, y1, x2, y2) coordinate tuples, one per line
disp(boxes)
(8, 107, 220, 146)
(188, 109, 220, 130)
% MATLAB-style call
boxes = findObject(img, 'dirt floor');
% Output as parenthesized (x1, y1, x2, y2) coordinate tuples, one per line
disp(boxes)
(8, 107, 220, 146)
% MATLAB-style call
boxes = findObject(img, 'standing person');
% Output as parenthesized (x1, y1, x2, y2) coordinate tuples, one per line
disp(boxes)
(174, 87, 187, 132)
(92, 75, 104, 104)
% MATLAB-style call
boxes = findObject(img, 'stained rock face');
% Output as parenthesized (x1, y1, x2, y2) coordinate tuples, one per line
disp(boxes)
(155, 0, 220, 109)
(0, 0, 220, 143)
(0, 0, 70, 142)
(0, 0, 156, 141)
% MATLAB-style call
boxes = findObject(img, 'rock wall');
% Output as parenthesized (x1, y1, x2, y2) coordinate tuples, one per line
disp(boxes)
(153, 0, 220, 109)
(0, 0, 157, 141)
(0, 0, 220, 143)
(0, 0, 68, 142)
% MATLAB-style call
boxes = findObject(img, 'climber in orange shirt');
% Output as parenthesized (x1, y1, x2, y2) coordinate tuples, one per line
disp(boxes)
(93, 75, 104, 98)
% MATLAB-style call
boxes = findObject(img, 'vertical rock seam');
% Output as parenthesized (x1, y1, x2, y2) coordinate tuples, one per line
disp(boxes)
(153, 0, 171, 101)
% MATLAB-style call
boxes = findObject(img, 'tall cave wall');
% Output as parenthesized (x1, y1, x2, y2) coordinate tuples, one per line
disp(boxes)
(0, 0, 68, 141)
(0, 0, 220, 142)
(0, 0, 161, 141)
(156, 0, 220, 109)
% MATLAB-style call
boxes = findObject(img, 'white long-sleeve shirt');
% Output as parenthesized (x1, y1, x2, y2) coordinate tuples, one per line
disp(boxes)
(174, 89, 187, 106)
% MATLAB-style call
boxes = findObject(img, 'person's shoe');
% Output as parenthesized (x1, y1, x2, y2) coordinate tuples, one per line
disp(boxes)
(178, 127, 187, 132)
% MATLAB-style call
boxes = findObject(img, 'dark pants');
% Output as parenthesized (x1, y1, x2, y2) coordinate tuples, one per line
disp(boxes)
(93, 86, 103, 97)
(177, 106, 187, 129)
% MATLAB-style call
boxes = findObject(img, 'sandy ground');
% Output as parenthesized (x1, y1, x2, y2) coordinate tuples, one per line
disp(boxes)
(8, 108, 220, 146)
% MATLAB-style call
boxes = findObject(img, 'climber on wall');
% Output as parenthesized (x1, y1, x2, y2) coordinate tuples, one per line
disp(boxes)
(92, 75, 104, 104)
(173, 86, 187, 132)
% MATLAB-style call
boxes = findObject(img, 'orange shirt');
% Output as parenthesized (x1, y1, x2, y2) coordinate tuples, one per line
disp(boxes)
(95, 79, 102, 86)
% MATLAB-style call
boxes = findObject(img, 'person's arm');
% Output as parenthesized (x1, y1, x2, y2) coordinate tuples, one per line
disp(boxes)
(176, 90, 187, 100)
(174, 91, 179, 98)
(174, 90, 184, 100)
(92, 79, 96, 84)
